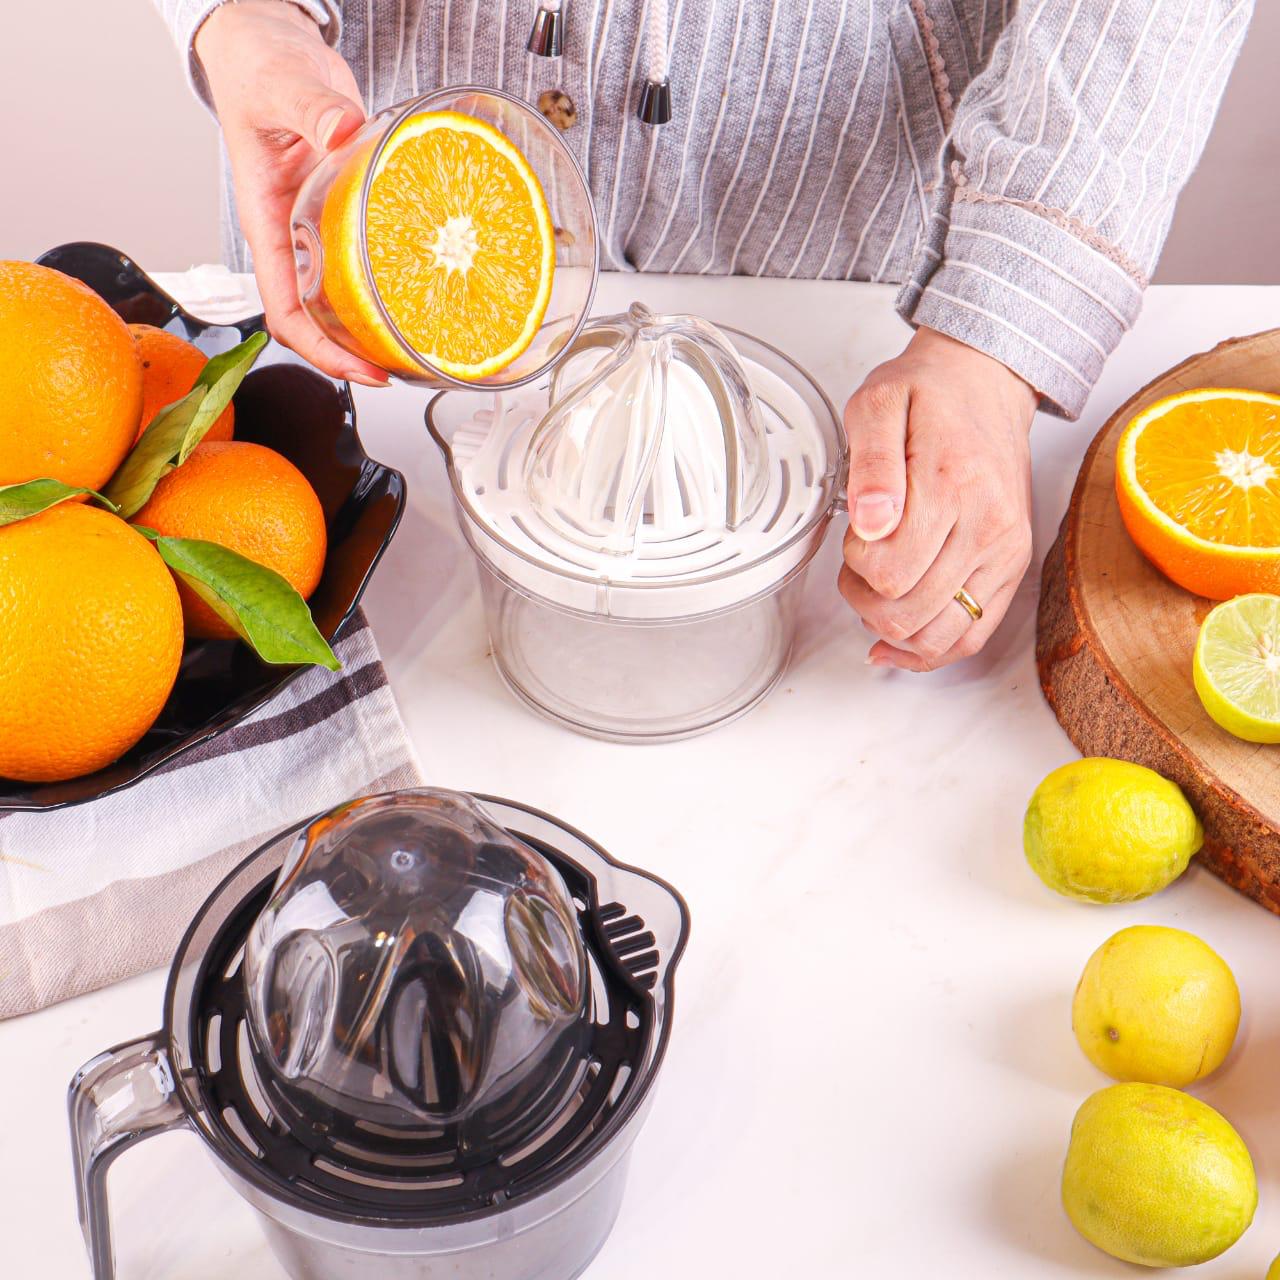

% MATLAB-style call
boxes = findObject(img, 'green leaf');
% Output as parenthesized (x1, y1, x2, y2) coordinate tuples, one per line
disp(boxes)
(103, 388, 201, 518)
(0, 478, 118, 527)
(104, 331, 269, 518)
(178, 330, 269, 464)
(149, 535, 340, 670)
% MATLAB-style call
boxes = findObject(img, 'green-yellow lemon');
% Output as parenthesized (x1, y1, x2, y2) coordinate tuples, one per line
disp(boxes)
(1063, 1083, 1256, 1267)
(1024, 758, 1202, 903)
(1072, 925, 1240, 1086)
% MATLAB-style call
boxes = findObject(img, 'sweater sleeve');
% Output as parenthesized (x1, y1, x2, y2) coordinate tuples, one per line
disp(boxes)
(152, 0, 343, 108)
(898, 0, 1253, 418)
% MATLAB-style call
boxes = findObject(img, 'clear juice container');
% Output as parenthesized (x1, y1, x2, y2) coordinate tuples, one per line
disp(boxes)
(291, 87, 598, 388)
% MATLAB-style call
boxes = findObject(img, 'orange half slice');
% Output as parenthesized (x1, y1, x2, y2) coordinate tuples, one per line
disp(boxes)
(1115, 387, 1280, 599)
(322, 110, 555, 382)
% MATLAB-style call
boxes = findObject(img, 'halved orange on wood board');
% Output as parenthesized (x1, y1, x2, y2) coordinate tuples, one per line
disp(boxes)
(1116, 387, 1280, 600)
(320, 110, 555, 381)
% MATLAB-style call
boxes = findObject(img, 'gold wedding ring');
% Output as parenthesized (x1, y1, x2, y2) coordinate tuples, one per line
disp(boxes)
(954, 587, 983, 622)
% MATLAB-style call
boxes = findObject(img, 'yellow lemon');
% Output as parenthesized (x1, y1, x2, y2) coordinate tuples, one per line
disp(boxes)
(1063, 1083, 1256, 1267)
(1072, 925, 1240, 1086)
(1267, 1252, 1280, 1280)
(1024, 758, 1202, 903)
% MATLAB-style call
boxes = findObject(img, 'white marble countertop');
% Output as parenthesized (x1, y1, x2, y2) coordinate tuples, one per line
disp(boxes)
(4, 274, 1280, 1278)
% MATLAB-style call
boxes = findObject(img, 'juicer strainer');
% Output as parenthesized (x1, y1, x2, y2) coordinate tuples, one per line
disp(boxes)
(69, 788, 688, 1280)
(427, 303, 848, 742)
(242, 790, 591, 1160)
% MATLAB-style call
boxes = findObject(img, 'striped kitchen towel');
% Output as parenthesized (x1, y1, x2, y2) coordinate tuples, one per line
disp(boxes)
(0, 616, 422, 1017)
(0, 267, 421, 1018)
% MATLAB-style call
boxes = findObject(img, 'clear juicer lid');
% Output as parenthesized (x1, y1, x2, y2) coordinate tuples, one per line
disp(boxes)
(243, 789, 590, 1157)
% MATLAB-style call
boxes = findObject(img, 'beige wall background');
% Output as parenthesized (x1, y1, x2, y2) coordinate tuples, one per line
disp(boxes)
(2, 1, 1276, 282)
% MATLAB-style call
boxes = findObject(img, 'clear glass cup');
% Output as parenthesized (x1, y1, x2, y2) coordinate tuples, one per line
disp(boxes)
(291, 88, 599, 388)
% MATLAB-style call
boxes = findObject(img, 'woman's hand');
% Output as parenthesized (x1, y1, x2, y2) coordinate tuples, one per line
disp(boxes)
(839, 326, 1038, 671)
(195, 0, 387, 385)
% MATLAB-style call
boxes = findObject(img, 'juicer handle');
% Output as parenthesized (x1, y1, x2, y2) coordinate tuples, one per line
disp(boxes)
(68, 1033, 188, 1280)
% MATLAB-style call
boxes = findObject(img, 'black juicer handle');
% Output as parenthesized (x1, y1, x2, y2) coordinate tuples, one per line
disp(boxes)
(68, 1033, 189, 1279)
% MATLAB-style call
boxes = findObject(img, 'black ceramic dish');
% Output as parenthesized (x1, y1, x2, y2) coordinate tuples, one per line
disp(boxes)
(0, 242, 405, 813)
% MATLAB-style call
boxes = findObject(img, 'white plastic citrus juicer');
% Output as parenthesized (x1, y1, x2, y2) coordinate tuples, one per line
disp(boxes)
(427, 302, 847, 741)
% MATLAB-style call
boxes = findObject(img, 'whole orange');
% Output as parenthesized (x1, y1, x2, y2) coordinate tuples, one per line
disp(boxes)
(0, 261, 142, 489)
(135, 441, 327, 638)
(0, 504, 184, 783)
(130, 323, 235, 444)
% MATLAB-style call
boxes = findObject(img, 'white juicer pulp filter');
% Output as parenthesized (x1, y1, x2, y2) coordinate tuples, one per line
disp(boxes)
(427, 302, 848, 742)
(69, 788, 689, 1280)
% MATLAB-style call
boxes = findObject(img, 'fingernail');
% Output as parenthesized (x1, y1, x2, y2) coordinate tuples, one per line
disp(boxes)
(865, 651, 889, 667)
(317, 106, 346, 149)
(852, 493, 898, 541)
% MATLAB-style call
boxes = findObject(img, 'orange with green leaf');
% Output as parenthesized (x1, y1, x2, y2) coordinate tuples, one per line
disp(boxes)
(130, 323, 236, 444)
(0, 260, 339, 783)
(136, 440, 327, 639)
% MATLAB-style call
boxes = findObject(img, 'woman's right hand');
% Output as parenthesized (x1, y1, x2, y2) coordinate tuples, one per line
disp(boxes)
(195, 0, 388, 385)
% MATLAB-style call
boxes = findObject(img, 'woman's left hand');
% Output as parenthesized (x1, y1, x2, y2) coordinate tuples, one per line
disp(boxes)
(839, 326, 1038, 671)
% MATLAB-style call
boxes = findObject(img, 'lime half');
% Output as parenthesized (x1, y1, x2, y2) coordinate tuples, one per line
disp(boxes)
(1194, 594, 1280, 743)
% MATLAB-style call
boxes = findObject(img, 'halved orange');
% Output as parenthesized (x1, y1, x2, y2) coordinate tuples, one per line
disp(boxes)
(1116, 387, 1280, 600)
(320, 110, 554, 381)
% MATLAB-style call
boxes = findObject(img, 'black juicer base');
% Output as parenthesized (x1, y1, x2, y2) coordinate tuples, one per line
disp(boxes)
(189, 836, 660, 1223)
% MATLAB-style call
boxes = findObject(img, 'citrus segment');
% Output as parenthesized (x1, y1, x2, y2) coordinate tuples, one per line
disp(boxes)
(1193, 593, 1280, 742)
(1116, 388, 1280, 599)
(0, 505, 183, 782)
(0, 261, 142, 489)
(320, 111, 554, 380)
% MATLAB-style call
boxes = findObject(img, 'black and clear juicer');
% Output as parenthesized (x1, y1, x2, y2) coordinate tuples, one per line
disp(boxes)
(69, 789, 688, 1279)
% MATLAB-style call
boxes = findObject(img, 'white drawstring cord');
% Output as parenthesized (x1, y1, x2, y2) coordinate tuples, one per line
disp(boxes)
(645, 0, 669, 84)
(638, 0, 672, 123)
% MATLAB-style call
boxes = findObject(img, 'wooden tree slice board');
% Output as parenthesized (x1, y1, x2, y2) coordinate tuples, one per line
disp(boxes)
(1037, 328, 1280, 914)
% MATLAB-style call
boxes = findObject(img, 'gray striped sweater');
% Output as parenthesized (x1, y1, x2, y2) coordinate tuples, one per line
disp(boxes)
(158, 0, 1252, 417)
